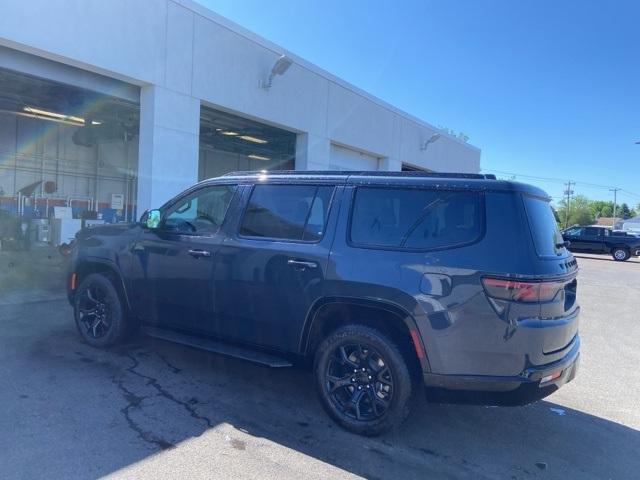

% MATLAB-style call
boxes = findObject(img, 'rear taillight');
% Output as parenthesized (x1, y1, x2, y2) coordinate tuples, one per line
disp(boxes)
(482, 277, 565, 303)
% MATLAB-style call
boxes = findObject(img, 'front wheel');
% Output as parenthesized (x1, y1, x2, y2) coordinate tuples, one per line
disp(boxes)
(612, 247, 630, 261)
(74, 273, 128, 348)
(314, 325, 413, 436)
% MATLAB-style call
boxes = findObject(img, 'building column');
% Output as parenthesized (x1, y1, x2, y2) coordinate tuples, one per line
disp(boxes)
(295, 133, 331, 171)
(137, 85, 200, 214)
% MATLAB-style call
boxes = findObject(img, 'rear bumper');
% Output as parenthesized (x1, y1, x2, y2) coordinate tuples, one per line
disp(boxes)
(423, 336, 580, 405)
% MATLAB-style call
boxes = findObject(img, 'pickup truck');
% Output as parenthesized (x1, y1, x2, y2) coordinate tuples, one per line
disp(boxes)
(562, 225, 640, 261)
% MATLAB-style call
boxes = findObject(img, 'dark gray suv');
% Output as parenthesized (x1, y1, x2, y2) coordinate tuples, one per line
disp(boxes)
(67, 171, 580, 435)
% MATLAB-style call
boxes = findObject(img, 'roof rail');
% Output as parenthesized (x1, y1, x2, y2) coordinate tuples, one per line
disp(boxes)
(222, 170, 496, 180)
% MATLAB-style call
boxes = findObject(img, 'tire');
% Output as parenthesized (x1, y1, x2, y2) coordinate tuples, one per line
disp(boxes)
(612, 247, 630, 262)
(314, 325, 413, 436)
(73, 273, 129, 348)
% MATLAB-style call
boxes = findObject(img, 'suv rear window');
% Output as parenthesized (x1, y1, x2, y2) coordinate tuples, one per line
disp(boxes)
(240, 185, 334, 241)
(523, 194, 564, 257)
(350, 187, 482, 249)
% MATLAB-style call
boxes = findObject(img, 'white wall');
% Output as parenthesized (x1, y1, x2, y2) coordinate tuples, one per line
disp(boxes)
(329, 145, 379, 171)
(0, 0, 481, 212)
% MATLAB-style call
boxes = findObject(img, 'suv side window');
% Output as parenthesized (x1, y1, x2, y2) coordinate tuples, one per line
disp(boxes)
(239, 184, 334, 241)
(163, 185, 235, 234)
(350, 187, 482, 249)
(584, 227, 601, 236)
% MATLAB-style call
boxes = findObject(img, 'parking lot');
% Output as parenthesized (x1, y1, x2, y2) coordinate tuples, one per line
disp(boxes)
(1, 252, 639, 480)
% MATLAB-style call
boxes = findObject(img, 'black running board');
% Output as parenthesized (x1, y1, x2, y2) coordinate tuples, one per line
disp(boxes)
(142, 327, 293, 368)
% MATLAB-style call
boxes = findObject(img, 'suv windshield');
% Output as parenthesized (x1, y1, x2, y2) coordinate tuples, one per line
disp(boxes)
(523, 195, 564, 257)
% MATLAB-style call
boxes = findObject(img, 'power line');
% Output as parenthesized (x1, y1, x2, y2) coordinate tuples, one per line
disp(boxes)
(620, 189, 640, 200)
(483, 169, 567, 184)
(482, 168, 640, 198)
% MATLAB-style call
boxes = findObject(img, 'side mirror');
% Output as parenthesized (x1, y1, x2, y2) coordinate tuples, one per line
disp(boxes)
(145, 209, 161, 229)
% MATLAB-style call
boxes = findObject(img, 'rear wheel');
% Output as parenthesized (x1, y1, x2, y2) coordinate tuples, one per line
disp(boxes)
(74, 273, 128, 348)
(314, 325, 412, 436)
(612, 247, 630, 261)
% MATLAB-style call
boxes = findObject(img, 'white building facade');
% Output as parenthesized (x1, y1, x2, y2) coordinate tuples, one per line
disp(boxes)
(0, 0, 480, 221)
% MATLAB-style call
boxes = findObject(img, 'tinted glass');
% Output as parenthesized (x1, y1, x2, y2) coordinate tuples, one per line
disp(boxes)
(523, 195, 564, 256)
(350, 187, 482, 249)
(163, 185, 235, 234)
(584, 227, 601, 236)
(240, 185, 333, 241)
(564, 227, 583, 236)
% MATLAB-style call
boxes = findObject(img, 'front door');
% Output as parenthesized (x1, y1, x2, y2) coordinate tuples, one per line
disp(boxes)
(214, 183, 338, 352)
(563, 227, 587, 252)
(581, 227, 605, 252)
(130, 184, 236, 333)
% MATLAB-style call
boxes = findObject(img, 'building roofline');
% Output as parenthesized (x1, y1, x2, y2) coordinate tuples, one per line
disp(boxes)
(173, 0, 480, 152)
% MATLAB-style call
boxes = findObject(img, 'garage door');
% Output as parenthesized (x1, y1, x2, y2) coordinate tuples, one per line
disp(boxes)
(329, 144, 379, 171)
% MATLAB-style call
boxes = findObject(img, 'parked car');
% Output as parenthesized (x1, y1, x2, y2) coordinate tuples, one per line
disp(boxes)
(67, 171, 580, 435)
(561, 225, 640, 261)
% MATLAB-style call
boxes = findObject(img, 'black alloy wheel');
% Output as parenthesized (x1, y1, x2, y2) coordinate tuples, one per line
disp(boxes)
(314, 325, 413, 436)
(74, 273, 127, 347)
(77, 282, 112, 339)
(325, 343, 394, 421)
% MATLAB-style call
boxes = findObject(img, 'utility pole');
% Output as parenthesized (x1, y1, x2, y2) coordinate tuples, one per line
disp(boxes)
(563, 181, 574, 229)
(610, 188, 620, 229)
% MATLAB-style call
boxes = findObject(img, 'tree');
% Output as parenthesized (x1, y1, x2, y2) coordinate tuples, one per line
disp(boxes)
(588, 200, 614, 219)
(619, 203, 631, 219)
(557, 195, 594, 228)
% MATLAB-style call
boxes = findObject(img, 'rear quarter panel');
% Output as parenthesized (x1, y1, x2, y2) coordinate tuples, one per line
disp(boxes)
(327, 188, 552, 376)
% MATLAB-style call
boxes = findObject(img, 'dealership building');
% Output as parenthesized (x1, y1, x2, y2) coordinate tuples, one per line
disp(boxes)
(0, 0, 480, 235)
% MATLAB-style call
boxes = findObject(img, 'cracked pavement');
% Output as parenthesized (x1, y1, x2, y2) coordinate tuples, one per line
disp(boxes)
(0, 254, 639, 479)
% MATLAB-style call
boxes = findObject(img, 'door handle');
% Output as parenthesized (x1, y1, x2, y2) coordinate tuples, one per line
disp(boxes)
(287, 259, 318, 269)
(188, 249, 211, 258)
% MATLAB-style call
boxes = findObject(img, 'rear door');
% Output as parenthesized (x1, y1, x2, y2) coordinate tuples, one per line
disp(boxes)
(213, 183, 339, 351)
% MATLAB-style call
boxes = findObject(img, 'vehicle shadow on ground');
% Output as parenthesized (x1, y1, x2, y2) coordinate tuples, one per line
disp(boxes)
(58, 330, 640, 480)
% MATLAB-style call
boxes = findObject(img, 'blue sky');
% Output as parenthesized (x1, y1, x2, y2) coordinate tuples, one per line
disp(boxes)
(202, 0, 640, 206)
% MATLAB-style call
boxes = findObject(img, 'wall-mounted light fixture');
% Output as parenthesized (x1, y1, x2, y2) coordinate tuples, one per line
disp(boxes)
(420, 133, 441, 151)
(261, 55, 293, 89)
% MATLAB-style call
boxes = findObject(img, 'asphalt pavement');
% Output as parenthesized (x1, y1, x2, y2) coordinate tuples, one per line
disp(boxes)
(0, 253, 638, 479)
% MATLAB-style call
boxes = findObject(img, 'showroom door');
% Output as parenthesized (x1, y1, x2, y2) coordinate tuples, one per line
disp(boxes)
(329, 144, 379, 171)
(130, 185, 236, 333)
